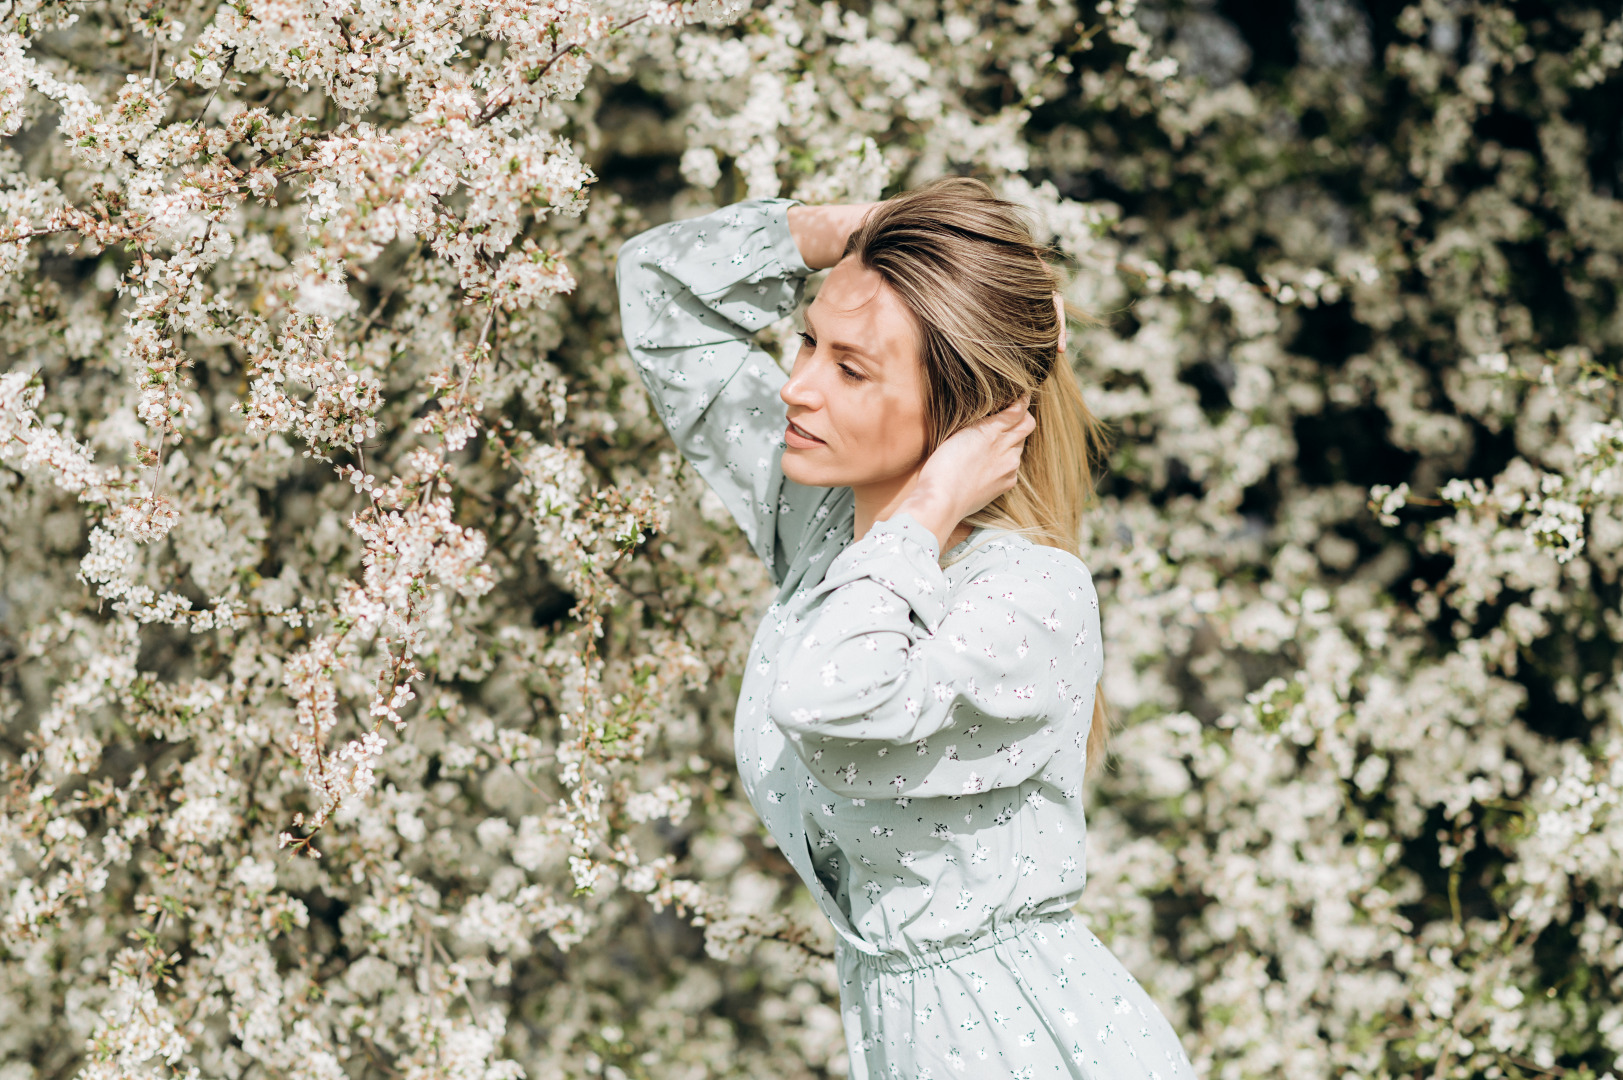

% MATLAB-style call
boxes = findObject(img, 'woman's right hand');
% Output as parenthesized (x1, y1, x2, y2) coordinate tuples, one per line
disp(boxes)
(787, 203, 881, 271)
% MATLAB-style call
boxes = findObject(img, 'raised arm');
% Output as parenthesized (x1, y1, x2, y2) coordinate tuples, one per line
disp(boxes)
(616, 200, 841, 584)
(765, 512, 1103, 798)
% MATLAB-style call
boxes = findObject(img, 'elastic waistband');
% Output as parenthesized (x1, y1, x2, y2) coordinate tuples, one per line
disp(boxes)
(847, 910, 1075, 975)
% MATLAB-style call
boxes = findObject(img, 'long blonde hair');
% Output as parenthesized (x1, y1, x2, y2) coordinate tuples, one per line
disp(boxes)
(841, 175, 1115, 774)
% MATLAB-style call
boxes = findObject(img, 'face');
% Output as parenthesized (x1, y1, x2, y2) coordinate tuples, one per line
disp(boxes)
(779, 256, 929, 491)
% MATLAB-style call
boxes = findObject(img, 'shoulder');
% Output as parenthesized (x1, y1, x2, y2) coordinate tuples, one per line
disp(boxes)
(948, 533, 1098, 609)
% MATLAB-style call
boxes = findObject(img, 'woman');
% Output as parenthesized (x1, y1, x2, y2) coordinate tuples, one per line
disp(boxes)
(616, 177, 1193, 1079)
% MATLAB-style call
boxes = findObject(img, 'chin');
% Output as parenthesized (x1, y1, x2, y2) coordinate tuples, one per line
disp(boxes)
(781, 453, 849, 489)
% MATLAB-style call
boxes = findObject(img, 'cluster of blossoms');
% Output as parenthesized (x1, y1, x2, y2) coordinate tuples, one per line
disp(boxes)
(2, 0, 1622, 1077)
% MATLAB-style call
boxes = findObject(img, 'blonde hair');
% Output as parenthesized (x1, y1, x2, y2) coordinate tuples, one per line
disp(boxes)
(841, 175, 1115, 774)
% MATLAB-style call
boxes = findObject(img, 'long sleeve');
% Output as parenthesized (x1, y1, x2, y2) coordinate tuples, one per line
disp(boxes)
(765, 512, 1103, 799)
(615, 198, 839, 587)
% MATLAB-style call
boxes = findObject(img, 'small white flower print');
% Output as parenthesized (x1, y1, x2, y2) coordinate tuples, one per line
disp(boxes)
(962, 773, 984, 794)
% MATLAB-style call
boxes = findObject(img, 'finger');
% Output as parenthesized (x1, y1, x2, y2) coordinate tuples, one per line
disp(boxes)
(998, 396, 1031, 424)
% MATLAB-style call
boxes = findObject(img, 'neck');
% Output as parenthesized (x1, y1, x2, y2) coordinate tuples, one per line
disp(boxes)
(852, 470, 974, 554)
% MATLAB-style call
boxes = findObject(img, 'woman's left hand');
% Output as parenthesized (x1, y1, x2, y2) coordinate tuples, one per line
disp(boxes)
(897, 395, 1035, 551)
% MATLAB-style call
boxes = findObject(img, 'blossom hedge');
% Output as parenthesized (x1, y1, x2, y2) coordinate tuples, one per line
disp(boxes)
(1, 0, 1621, 1078)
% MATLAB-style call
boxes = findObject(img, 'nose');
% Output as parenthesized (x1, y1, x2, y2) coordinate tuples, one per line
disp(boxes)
(780, 353, 820, 411)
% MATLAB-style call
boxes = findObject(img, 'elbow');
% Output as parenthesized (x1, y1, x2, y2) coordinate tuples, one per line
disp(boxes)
(614, 226, 664, 289)
(767, 671, 919, 744)
(766, 671, 830, 736)
(765, 669, 870, 737)
(613, 235, 642, 291)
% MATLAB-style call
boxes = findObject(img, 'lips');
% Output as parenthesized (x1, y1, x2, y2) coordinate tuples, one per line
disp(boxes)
(786, 419, 825, 444)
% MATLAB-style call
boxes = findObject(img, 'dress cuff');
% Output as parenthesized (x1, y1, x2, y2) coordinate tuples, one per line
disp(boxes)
(756, 198, 813, 280)
(819, 510, 951, 633)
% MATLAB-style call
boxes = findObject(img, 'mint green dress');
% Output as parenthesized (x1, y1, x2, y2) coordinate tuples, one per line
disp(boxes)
(616, 198, 1195, 1080)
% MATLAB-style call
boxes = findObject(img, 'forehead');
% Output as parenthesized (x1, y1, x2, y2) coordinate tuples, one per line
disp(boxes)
(805, 258, 921, 367)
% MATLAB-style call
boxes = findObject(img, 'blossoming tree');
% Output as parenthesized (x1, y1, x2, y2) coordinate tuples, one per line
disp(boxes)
(2, 0, 1622, 1077)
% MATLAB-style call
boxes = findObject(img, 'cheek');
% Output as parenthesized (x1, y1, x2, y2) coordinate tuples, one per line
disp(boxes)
(841, 391, 926, 467)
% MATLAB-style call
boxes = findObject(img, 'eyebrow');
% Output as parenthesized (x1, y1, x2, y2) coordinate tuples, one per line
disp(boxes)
(803, 310, 879, 364)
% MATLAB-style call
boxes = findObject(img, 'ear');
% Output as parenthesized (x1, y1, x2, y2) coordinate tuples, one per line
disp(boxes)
(1053, 293, 1068, 355)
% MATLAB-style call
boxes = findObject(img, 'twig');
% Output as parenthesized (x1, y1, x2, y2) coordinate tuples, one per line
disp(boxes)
(458, 294, 500, 399)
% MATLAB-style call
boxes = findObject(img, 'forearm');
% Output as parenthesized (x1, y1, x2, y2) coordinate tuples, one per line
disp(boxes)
(787, 202, 881, 271)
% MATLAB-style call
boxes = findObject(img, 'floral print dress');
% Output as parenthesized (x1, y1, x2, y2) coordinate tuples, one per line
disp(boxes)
(616, 198, 1196, 1080)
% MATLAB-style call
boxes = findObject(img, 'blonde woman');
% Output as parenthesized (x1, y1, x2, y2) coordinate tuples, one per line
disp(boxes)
(616, 177, 1193, 1078)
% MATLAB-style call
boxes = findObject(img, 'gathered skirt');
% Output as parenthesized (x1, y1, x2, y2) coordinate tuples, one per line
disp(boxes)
(834, 912, 1195, 1080)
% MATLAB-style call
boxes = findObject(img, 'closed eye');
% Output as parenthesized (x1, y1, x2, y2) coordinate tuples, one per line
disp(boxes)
(799, 331, 866, 382)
